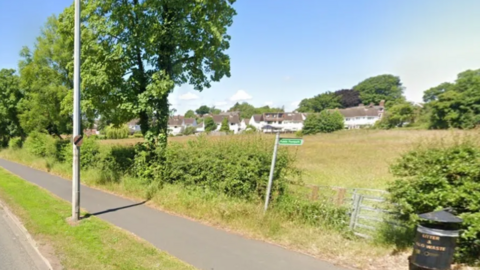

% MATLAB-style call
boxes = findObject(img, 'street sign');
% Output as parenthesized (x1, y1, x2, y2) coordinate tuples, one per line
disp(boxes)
(73, 135, 83, 147)
(278, 138, 303, 146)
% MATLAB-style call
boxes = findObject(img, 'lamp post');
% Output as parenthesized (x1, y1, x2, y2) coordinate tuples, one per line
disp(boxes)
(72, 0, 81, 221)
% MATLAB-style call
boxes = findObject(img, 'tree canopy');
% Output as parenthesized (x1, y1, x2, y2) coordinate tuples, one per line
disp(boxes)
(228, 102, 283, 118)
(184, 110, 196, 118)
(0, 69, 24, 146)
(353, 74, 404, 107)
(427, 69, 480, 129)
(297, 92, 341, 113)
(204, 117, 217, 132)
(68, 0, 236, 143)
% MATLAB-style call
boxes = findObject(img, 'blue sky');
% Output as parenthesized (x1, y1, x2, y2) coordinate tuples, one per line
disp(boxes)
(1, 1, 480, 114)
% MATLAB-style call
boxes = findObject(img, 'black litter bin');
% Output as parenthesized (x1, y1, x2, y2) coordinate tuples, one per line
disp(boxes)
(410, 209, 463, 270)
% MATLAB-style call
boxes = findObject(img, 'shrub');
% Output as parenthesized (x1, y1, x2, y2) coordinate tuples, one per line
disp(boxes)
(133, 132, 143, 138)
(160, 135, 297, 200)
(96, 145, 136, 184)
(204, 117, 217, 132)
(219, 117, 230, 133)
(182, 126, 196, 136)
(24, 132, 61, 159)
(302, 111, 344, 135)
(295, 130, 303, 138)
(105, 124, 129, 139)
(388, 140, 480, 264)
(8, 137, 23, 149)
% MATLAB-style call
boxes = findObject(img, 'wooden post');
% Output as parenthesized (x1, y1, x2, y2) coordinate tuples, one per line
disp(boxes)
(311, 186, 319, 201)
(336, 188, 346, 206)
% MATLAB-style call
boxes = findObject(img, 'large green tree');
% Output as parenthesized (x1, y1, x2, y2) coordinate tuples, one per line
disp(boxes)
(353, 74, 404, 107)
(184, 110, 196, 118)
(79, 0, 236, 144)
(297, 92, 341, 113)
(18, 17, 74, 137)
(0, 69, 24, 146)
(195, 105, 211, 116)
(428, 69, 480, 129)
(228, 102, 283, 118)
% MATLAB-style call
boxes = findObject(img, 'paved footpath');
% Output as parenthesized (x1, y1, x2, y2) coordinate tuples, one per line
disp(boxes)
(0, 159, 347, 270)
(0, 207, 49, 270)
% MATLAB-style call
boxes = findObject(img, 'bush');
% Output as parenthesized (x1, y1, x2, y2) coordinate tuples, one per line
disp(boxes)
(105, 124, 130, 139)
(96, 145, 136, 184)
(133, 132, 143, 138)
(388, 140, 480, 264)
(295, 130, 303, 138)
(182, 126, 196, 136)
(159, 135, 298, 200)
(303, 111, 344, 135)
(8, 137, 23, 149)
(24, 132, 62, 159)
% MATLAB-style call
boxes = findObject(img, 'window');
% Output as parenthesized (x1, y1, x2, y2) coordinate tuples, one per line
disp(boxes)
(367, 117, 375, 120)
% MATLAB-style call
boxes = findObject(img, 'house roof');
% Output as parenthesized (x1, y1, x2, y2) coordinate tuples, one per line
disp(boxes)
(168, 117, 183, 126)
(252, 114, 263, 122)
(127, 119, 140, 126)
(184, 118, 195, 125)
(212, 115, 240, 124)
(243, 118, 250, 125)
(335, 106, 381, 118)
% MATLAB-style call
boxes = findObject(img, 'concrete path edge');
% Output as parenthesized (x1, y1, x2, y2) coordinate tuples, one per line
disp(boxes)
(0, 199, 53, 270)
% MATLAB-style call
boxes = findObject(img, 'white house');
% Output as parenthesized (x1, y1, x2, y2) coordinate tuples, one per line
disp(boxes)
(127, 119, 141, 133)
(336, 101, 385, 129)
(168, 117, 184, 135)
(249, 112, 307, 132)
(212, 115, 241, 134)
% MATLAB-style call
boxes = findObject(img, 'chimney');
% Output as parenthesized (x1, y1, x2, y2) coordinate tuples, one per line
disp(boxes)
(359, 103, 364, 107)
(379, 100, 385, 107)
(369, 103, 374, 108)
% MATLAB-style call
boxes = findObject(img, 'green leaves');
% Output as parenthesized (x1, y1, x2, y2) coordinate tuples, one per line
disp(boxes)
(353, 74, 404, 107)
(0, 69, 24, 146)
(302, 110, 344, 135)
(388, 141, 480, 263)
(427, 69, 480, 130)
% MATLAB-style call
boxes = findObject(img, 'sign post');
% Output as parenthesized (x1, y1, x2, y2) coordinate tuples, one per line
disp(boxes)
(72, 0, 81, 222)
(264, 135, 304, 213)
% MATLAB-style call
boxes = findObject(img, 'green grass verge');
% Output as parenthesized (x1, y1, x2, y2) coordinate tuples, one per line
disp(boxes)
(0, 168, 194, 270)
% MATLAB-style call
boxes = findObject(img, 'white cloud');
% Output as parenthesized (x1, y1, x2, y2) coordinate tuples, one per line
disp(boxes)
(179, 92, 200, 100)
(215, 101, 229, 107)
(264, 101, 274, 106)
(230, 90, 253, 102)
(283, 76, 292, 81)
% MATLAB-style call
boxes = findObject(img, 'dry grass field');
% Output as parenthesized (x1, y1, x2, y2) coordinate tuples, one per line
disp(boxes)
(101, 129, 478, 190)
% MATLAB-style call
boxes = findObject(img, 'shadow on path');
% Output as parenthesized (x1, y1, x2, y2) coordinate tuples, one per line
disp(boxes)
(82, 200, 148, 219)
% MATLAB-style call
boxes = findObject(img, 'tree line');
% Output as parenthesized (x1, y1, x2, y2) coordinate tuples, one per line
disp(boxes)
(0, 0, 236, 149)
(297, 72, 480, 130)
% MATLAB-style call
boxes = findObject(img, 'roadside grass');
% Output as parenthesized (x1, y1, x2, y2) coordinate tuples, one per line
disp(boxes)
(0, 168, 194, 270)
(0, 148, 408, 270)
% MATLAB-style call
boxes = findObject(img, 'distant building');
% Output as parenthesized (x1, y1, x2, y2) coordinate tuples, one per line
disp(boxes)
(249, 112, 307, 132)
(127, 119, 141, 133)
(212, 114, 241, 134)
(167, 116, 197, 135)
(335, 100, 385, 129)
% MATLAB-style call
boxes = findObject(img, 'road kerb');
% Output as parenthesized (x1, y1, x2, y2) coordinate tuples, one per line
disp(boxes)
(0, 199, 53, 270)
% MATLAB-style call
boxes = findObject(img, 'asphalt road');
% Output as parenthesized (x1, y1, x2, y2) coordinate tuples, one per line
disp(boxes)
(0, 207, 49, 270)
(0, 158, 347, 270)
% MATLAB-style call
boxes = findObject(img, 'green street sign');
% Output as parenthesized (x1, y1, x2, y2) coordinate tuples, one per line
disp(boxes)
(278, 138, 303, 146)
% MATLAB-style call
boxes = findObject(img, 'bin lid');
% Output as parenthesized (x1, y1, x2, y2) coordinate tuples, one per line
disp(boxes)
(418, 209, 463, 223)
